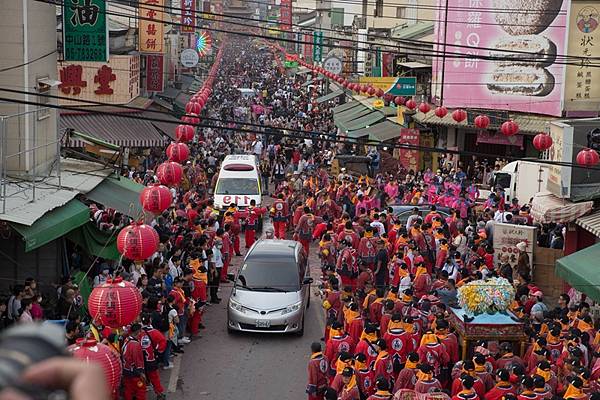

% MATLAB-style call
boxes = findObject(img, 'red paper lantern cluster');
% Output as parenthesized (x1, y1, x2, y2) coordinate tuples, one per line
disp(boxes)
(117, 223, 160, 262)
(405, 99, 417, 110)
(394, 96, 405, 106)
(69, 339, 122, 395)
(418, 103, 431, 114)
(157, 161, 183, 186)
(139, 184, 172, 214)
(175, 125, 195, 143)
(474, 114, 490, 129)
(533, 133, 553, 151)
(452, 109, 467, 123)
(434, 106, 448, 118)
(501, 120, 519, 136)
(576, 148, 600, 166)
(88, 277, 143, 326)
(166, 142, 190, 162)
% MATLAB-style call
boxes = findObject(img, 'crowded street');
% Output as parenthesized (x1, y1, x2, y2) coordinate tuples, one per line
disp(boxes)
(1, 1, 600, 400)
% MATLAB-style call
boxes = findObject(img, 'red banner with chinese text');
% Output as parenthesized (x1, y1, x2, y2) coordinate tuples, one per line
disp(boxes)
(181, 0, 195, 33)
(303, 33, 312, 62)
(398, 128, 420, 172)
(146, 55, 164, 92)
(280, 0, 292, 31)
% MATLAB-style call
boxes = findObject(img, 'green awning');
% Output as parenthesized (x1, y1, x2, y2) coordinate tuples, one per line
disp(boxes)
(316, 89, 345, 104)
(66, 222, 120, 260)
(346, 120, 400, 141)
(11, 199, 90, 252)
(86, 176, 145, 218)
(555, 243, 600, 303)
(301, 79, 314, 87)
(338, 111, 386, 133)
(333, 105, 371, 124)
(332, 101, 363, 115)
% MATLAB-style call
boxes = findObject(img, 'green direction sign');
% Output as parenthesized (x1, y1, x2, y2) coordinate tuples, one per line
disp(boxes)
(63, 0, 109, 62)
(386, 77, 417, 96)
(313, 31, 323, 63)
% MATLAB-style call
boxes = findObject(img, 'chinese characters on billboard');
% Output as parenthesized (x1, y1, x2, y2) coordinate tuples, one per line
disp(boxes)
(398, 128, 420, 172)
(139, 0, 165, 53)
(280, 0, 292, 31)
(63, 0, 108, 62)
(146, 55, 164, 92)
(181, 0, 196, 33)
(432, 0, 569, 116)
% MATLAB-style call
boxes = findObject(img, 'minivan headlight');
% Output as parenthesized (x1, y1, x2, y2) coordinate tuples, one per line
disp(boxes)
(282, 301, 302, 315)
(229, 299, 246, 314)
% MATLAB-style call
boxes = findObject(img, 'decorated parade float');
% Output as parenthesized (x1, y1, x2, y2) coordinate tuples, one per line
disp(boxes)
(449, 277, 527, 358)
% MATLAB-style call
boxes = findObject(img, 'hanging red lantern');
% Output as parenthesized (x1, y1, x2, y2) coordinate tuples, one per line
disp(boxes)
(157, 161, 183, 186)
(375, 88, 385, 97)
(88, 277, 144, 326)
(182, 113, 200, 126)
(394, 96, 405, 105)
(139, 184, 172, 214)
(336, 77, 344, 84)
(367, 86, 376, 96)
(576, 148, 600, 166)
(69, 339, 122, 396)
(452, 109, 467, 123)
(474, 114, 490, 129)
(418, 103, 431, 113)
(185, 102, 201, 115)
(166, 142, 190, 162)
(434, 106, 448, 118)
(361, 85, 369, 94)
(405, 99, 417, 110)
(342, 80, 349, 88)
(533, 133, 553, 151)
(501, 120, 519, 136)
(383, 93, 393, 102)
(175, 124, 195, 142)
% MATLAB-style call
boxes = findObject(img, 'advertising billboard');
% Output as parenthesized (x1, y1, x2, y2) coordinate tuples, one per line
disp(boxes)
(139, 0, 164, 53)
(63, 0, 108, 62)
(432, 0, 569, 116)
(146, 55, 164, 92)
(564, 2, 600, 113)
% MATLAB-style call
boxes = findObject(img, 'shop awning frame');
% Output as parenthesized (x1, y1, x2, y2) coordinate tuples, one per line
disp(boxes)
(576, 209, 600, 237)
(66, 222, 120, 260)
(556, 242, 600, 303)
(316, 89, 345, 104)
(11, 199, 90, 252)
(333, 105, 371, 124)
(332, 101, 362, 115)
(85, 176, 146, 218)
(530, 191, 592, 224)
(339, 111, 387, 133)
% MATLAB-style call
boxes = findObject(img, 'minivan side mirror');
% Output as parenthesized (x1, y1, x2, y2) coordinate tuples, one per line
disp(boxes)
(303, 277, 314, 285)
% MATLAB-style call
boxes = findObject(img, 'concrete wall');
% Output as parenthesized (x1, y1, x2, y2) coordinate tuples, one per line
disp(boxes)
(0, 0, 58, 177)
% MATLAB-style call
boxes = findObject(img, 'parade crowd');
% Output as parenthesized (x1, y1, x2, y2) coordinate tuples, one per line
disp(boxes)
(0, 37, 597, 400)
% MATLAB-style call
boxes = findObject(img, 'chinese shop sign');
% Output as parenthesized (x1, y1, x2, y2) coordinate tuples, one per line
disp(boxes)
(146, 55, 164, 92)
(398, 128, 420, 172)
(139, 0, 165, 53)
(63, 0, 108, 62)
(181, 0, 196, 33)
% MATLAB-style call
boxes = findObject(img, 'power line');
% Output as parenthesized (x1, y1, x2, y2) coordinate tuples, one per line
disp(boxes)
(0, 50, 57, 73)
(43, 0, 600, 69)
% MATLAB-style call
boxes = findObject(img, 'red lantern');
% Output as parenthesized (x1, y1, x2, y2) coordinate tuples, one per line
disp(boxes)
(576, 148, 600, 166)
(361, 85, 369, 94)
(501, 120, 519, 136)
(375, 88, 384, 98)
(405, 99, 417, 110)
(342, 80, 350, 88)
(367, 86, 376, 96)
(166, 142, 190, 162)
(474, 114, 490, 129)
(157, 161, 183, 186)
(533, 133, 553, 151)
(185, 102, 201, 115)
(383, 93, 393, 102)
(69, 339, 122, 395)
(452, 109, 467, 123)
(394, 96, 405, 105)
(88, 277, 144, 326)
(418, 103, 431, 113)
(434, 106, 448, 118)
(175, 124, 195, 142)
(336, 77, 344, 84)
(139, 184, 172, 214)
(182, 113, 200, 126)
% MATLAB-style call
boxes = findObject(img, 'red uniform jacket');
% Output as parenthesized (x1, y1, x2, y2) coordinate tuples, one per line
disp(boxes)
(414, 379, 442, 394)
(368, 299, 385, 325)
(356, 271, 374, 292)
(356, 367, 374, 397)
(346, 317, 364, 345)
(452, 391, 479, 400)
(324, 290, 343, 323)
(379, 313, 392, 336)
(271, 199, 289, 221)
(337, 248, 358, 281)
(221, 232, 231, 259)
(366, 391, 393, 400)
(413, 272, 432, 299)
(383, 328, 412, 365)
(122, 336, 145, 377)
(358, 237, 377, 265)
(306, 353, 329, 395)
(451, 377, 485, 399)
(355, 339, 379, 369)
(296, 214, 320, 240)
(373, 352, 393, 383)
(439, 333, 460, 364)
(495, 354, 525, 372)
(338, 385, 360, 400)
(324, 333, 355, 372)
(394, 367, 417, 391)
(484, 383, 517, 400)
(417, 343, 449, 377)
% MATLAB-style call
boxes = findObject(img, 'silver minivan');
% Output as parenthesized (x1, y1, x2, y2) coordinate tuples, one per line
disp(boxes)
(227, 240, 312, 336)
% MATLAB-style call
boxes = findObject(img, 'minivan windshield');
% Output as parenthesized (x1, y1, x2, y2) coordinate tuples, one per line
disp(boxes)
(236, 259, 299, 292)
(215, 178, 259, 195)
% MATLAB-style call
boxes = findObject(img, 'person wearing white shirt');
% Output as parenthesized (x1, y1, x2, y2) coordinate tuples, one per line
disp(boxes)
(370, 214, 386, 236)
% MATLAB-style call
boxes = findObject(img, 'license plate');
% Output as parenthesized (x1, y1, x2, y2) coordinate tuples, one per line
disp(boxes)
(255, 320, 271, 328)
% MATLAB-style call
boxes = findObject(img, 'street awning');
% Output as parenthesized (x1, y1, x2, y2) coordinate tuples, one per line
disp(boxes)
(398, 61, 430, 69)
(11, 199, 90, 252)
(369, 120, 401, 141)
(66, 222, 120, 260)
(556, 243, 600, 303)
(530, 191, 592, 224)
(301, 79, 314, 87)
(576, 209, 600, 236)
(339, 111, 386, 133)
(332, 101, 363, 115)
(333, 104, 371, 124)
(316, 89, 345, 104)
(85, 176, 145, 218)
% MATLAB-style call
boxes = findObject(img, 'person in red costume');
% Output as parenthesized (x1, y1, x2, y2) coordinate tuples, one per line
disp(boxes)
(435, 319, 459, 366)
(451, 360, 486, 399)
(324, 321, 355, 378)
(368, 288, 386, 325)
(355, 324, 379, 370)
(218, 227, 231, 283)
(451, 375, 479, 400)
(337, 240, 358, 290)
(122, 324, 147, 400)
(358, 227, 378, 271)
(366, 378, 393, 400)
(295, 206, 321, 256)
(344, 302, 364, 345)
(413, 261, 432, 299)
(223, 203, 242, 256)
(383, 313, 412, 375)
(271, 193, 290, 239)
(354, 353, 375, 398)
(338, 367, 360, 400)
(485, 369, 516, 400)
(139, 317, 166, 400)
(414, 363, 442, 394)
(372, 339, 393, 386)
(393, 352, 420, 391)
(306, 342, 329, 400)
(238, 199, 266, 249)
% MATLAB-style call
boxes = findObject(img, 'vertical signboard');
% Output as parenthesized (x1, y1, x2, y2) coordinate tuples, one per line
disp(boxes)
(139, 0, 165, 53)
(493, 223, 536, 272)
(432, 0, 569, 116)
(280, 0, 292, 31)
(63, 0, 109, 62)
(546, 121, 573, 199)
(304, 33, 313, 62)
(146, 55, 164, 92)
(398, 128, 420, 172)
(313, 31, 323, 62)
(564, 2, 600, 112)
(181, 0, 196, 33)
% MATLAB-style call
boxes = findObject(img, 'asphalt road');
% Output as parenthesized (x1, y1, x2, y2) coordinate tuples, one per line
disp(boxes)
(165, 219, 325, 400)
